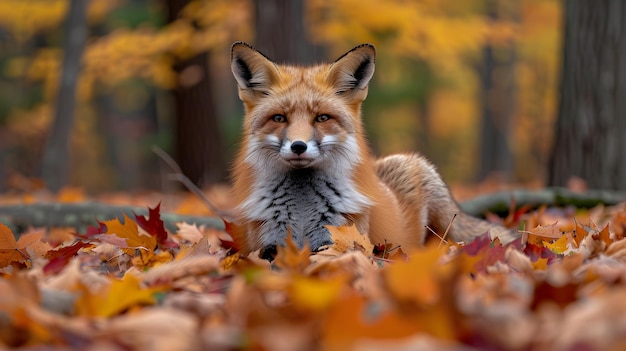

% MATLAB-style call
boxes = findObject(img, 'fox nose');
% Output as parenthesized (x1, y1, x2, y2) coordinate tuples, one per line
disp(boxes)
(290, 141, 307, 155)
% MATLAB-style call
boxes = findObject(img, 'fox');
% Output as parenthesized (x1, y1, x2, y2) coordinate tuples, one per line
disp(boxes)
(228, 41, 517, 257)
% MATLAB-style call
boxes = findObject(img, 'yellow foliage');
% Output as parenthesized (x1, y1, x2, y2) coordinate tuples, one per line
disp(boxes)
(0, 0, 121, 42)
(9, 0, 252, 100)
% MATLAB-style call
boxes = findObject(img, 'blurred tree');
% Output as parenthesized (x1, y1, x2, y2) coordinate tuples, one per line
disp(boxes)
(476, 0, 518, 181)
(549, 0, 626, 190)
(42, 0, 89, 191)
(254, 0, 324, 64)
(167, 0, 226, 187)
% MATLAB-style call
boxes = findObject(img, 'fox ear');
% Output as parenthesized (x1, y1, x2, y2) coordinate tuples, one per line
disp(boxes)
(230, 42, 280, 95)
(327, 44, 376, 95)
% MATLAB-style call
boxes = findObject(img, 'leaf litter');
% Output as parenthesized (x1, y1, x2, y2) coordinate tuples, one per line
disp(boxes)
(3, 202, 626, 350)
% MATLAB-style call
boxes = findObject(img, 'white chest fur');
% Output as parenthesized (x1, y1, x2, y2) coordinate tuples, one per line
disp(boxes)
(239, 168, 371, 249)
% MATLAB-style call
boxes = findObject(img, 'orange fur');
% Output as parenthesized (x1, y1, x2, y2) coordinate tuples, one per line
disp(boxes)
(229, 42, 516, 255)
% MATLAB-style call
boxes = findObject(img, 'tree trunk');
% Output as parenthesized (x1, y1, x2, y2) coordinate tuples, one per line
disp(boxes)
(167, 0, 226, 187)
(41, 0, 89, 191)
(477, 0, 517, 181)
(254, 0, 324, 64)
(549, 0, 626, 190)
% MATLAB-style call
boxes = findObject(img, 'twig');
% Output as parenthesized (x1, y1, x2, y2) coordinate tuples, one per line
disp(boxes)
(426, 225, 448, 245)
(439, 214, 457, 248)
(152, 145, 238, 223)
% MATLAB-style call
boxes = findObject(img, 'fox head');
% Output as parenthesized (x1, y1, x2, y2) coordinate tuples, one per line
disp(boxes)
(230, 42, 376, 172)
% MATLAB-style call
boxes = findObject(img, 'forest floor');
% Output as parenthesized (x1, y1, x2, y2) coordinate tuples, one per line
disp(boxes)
(1, 179, 626, 350)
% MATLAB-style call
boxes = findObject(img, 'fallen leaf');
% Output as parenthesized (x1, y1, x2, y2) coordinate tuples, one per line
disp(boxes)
(75, 274, 161, 317)
(544, 233, 570, 254)
(326, 224, 374, 254)
(43, 241, 93, 275)
(289, 275, 345, 312)
(383, 243, 451, 305)
(0, 224, 39, 268)
(525, 221, 563, 240)
(135, 203, 178, 249)
(103, 214, 157, 255)
(322, 293, 421, 350)
(274, 229, 311, 272)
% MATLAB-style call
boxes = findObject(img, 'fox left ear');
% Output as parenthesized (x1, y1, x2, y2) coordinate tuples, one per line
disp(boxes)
(230, 41, 280, 96)
(327, 44, 376, 95)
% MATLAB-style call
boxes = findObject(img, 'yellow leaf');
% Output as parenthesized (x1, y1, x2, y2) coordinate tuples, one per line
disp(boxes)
(75, 274, 160, 317)
(544, 234, 569, 254)
(290, 275, 345, 312)
(532, 257, 549, 270)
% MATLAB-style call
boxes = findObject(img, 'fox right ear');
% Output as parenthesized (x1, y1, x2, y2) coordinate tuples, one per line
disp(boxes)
(230, 42, 280, 96)
(327, 44, 376, 96)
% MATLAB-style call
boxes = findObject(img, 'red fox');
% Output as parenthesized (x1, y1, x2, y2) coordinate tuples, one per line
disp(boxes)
(228, 41, 516, 256)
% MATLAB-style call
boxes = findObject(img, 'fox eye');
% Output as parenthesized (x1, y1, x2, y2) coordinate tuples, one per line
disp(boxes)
(315, 114, 331, 123)
(271, 114, 286, 123)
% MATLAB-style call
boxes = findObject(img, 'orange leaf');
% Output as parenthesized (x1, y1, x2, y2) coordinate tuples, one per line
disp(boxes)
(326, 224, 374, 254)
(572, 222, 589, 247)
(0, 223, 35, 268)
(0, 224, 24, 267)
(322, 292, 421, 350)
(16, 232, 51, 259)
(383, 243, 451, 305)
(103, 214, 156, 255)
(274, 229, 310, 272)
(593, 223, 612, 247)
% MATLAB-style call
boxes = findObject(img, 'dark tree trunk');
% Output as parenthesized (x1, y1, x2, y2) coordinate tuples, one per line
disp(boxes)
(477, 0, 517, 181)
(167, 0, 226, 187)
(254, 0, 324, 64)
(549, 0, 626, 190)
(42, 0, 89, 191)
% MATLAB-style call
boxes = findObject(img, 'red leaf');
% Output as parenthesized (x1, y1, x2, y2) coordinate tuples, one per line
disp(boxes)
(461, 234, 508, 274)
(135, 204, 178, 249)
(75, 221, 107, 240)
(43, 241, 92, 275)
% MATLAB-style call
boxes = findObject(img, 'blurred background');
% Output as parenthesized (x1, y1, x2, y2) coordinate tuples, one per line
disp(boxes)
(0, 0, 623, 196)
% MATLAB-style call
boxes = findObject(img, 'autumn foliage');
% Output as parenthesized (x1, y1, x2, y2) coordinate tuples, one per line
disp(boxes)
(2, 200, 626, 350)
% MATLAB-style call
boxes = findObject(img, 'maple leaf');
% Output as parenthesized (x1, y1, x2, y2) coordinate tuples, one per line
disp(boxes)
(75, 274, 162, 317)
(135, 203, 178, 249)
(75, 221, 107, 240)
(103, 214, 157, 255)
(325, 224, 374, 254)
(572, 222, 589, 247)
(273, 228, 311, 271)
(459, 234, 508, 275)
(544, 234, 570, 254)
(592, 223, 612, 247)
(0, 224, 49, 268)
(174, 222, 204, 246)
(43, 240, 92, 275)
